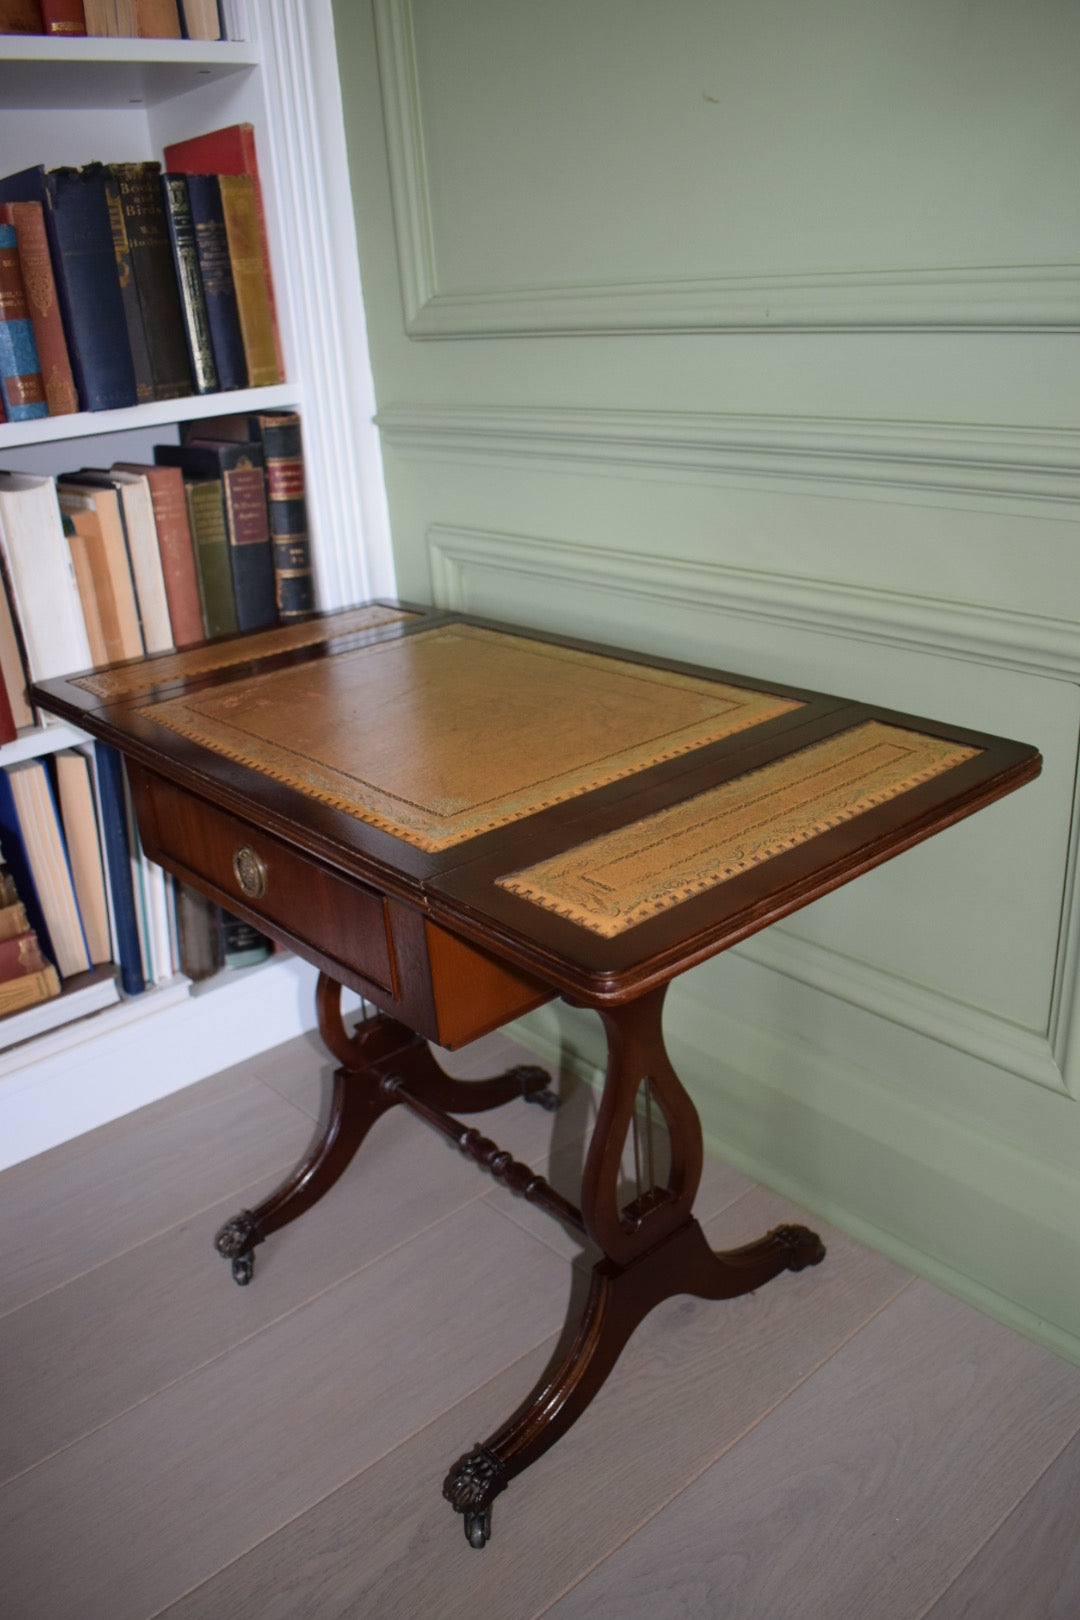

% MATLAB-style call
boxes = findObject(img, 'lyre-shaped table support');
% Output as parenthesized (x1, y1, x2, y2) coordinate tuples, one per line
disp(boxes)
(213, 974, 824, 1544)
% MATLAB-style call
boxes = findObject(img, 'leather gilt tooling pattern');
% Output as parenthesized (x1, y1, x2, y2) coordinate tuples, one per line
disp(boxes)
(139, 624, 803, 850)
(496, 722, 981, 936)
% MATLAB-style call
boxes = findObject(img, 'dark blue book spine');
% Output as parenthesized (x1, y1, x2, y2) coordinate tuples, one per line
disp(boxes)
(0, 766, 56, 971)
(0, 165, 137, 413)
(185, 173, 248, 392)
(93, 742, 146, 997)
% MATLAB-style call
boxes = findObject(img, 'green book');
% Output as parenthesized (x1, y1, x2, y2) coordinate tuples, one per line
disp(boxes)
(183, 479, 237, 639)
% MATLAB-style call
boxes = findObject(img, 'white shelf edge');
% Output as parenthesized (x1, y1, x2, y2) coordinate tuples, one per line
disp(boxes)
(0, 37, 258, 67)
(0, 384, 298, 454)
(0, 719, 88, 765)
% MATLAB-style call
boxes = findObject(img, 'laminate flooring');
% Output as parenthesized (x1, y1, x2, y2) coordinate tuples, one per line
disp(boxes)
(2, 1023, 1079, 1618)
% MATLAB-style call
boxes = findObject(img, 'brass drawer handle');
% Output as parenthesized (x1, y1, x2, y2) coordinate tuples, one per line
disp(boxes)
(233, 845, 268, 900)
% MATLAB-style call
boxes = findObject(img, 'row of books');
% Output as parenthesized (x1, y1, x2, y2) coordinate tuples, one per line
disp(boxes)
(0, 408, 315, 739)
(0, 741, 273, 1035)
(0, 1, 244, 42)
(0, 121, 282, 421)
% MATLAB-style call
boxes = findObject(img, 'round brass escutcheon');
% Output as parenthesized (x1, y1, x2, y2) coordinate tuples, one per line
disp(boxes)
(233, 844, 268, 900)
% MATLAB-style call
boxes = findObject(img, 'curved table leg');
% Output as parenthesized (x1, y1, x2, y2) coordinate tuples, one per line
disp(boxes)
(214, 974, 559, 1283)
(443, 985, 826, 1545)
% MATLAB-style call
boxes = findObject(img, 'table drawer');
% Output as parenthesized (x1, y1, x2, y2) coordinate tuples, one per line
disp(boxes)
(130, 767, 394, 995)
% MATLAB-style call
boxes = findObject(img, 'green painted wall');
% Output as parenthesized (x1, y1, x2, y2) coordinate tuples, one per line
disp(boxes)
(331, 0, 1080, 1360)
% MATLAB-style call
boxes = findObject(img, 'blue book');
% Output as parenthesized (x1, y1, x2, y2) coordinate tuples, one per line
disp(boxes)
(0, 760, 90, 981)
(0, 223, 48, 422)
(93, 742, 146, 997)
(184, 173, 248, 392)
(0, 765, 56, 972)
(0, 165, 137, 414)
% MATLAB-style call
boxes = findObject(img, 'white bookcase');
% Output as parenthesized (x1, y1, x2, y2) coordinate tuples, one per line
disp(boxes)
(0, 1, 394, 1169)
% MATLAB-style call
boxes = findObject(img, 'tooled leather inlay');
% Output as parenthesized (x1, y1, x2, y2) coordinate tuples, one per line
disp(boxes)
(73, 604, 416, 701)
(496, 722, 981, 935)
(138, 624, 803, 851)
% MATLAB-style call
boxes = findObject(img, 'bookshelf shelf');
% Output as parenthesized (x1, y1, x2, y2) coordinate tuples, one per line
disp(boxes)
(0, 39, 259, 111)
(0, 720, 88, 766)
(0, 383, 296, 454)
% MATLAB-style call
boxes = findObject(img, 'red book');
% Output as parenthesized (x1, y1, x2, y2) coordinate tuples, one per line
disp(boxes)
(113, 461, 205, 647)
(0, 927, 52, 982)
(39, 0, 85, 32)
(0, 666, 15, 745)
(162, 123, 284, 382)
(0, 201, 79, 416)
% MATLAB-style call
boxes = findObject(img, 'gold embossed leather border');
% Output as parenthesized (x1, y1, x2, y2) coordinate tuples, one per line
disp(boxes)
(139, 624, 803, 851)
(73, 605, 416, 701)
(496, 722, 981, 936)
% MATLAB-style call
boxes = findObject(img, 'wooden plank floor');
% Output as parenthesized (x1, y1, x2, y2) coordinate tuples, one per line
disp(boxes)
(2, 1024, 1079, 1619)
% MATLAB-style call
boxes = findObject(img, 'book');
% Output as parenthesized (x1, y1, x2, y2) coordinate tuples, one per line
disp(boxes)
(159, 174, 218, 395)
(162, 122, 283, 378)
(0, 897, 30, 941)
(54, 748, 111, 963)
(183, 477, 235, 638)
(0, 947, 61, 1019)
(0, 164, 137, 412)
(0, 201, 79, 415)
(217, 174, 281, 389)
(156, 438, 276, 631)
(175, 880, 220, 979)
(84, 0, 136, 31)
(40, 1, 86, 33)
(93, 741, 144, 995)
(56, 479, 144, 662)
(0, 471, 93, 683)
(74, 468, 173, 652)
(252, 411, 316, 618)
(0, 673, 15, 746)
(0, 1, 43, 30)
(182, 172, 247, 391)
(178, 0, 219, 41)
(0, 565, 34, 729)
(0, 223, 47, 421)
(219, 907, 271, 969)
(104, 162, 193, 403)
(0, 928, 55, 982)
(63, 511, 110, 667)
(0, 759, 90, 979)
(135, 0, 178, 34)
(102, 165, 153, 404)
(112, 461, 204, 647)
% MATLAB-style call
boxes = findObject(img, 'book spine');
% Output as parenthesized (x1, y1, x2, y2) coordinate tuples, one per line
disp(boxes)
(135, 0, 179, 35)
(0, 202, 78, 415)
(101, 168, 154, 405)
(217, 173, 281, 388)
(0, 223, 48, 421)
(39, 1, 86, 33)
(185, 173, 247, 391)
(92, 741, 145, 996)
(0, 766, 56, 971)
(43, 165, 137, 411)
(183, 479, 237, 638)
(218, 459, 277, 632)
(109, 162, 193, 401)
(138, 464, 205, 646)
(256, 411, 316, 618)
(160, 174, 218, 394)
